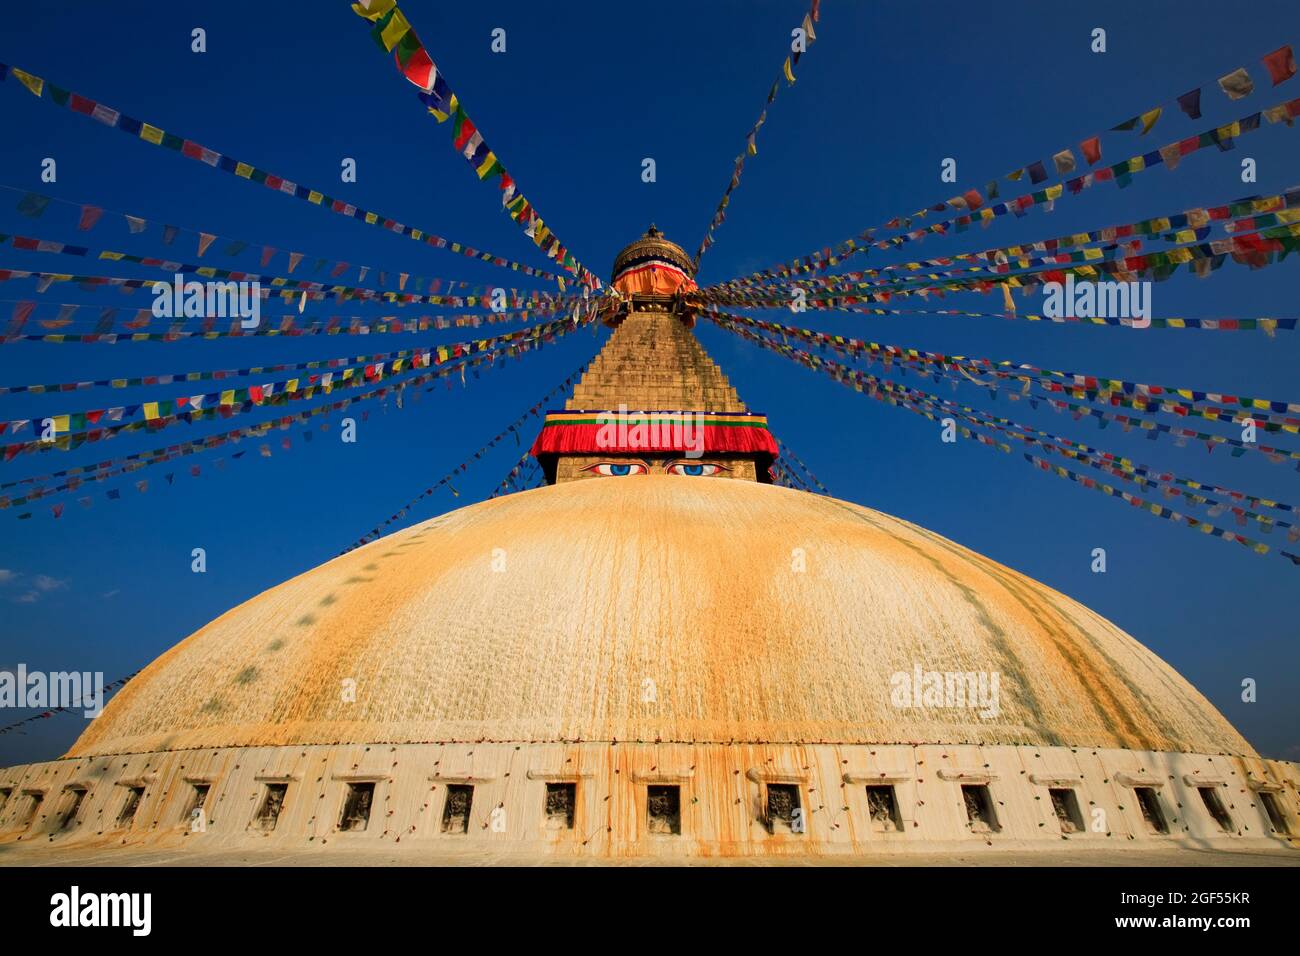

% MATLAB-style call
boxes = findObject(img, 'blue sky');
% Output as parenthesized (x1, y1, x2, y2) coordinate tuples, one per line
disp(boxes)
(1, 0, 1298, 764)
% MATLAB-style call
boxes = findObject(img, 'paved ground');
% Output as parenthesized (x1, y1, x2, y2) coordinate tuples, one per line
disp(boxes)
(2, 843, 1297, 867)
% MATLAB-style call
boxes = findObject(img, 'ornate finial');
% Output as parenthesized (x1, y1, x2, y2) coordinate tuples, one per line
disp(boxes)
(611, 226, 695, 282)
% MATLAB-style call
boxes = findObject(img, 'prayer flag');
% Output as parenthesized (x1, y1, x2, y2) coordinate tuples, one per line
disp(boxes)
(395, 32, 435, 90)
(16, 192, 49, 218)
(11, 68, 44, 97)
(1263, 45, 1296, 86)
(1080, 136, 1101, 165)
(1052, 149, 1076, 174)
(1139, 106, 1162, 134)
(1177, 88, 1202, 119)
(351, 0, 397, 21)
(372, 7, 411, 52)
(77, 205, 103, 231)
(1218, 68, 1254, 100)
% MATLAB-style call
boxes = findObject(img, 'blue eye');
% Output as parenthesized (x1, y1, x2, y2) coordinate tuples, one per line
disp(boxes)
(584, 462, 649, 476)
(667, 462, 725, 476)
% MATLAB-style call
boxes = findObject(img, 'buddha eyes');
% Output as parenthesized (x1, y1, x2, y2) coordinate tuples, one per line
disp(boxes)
(582, 461, 727, 477)
(586, 462, 649, 476)
(667, 462, 726, 477)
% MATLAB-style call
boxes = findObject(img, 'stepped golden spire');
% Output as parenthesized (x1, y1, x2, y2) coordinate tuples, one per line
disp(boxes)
(532, 227, 777, 483)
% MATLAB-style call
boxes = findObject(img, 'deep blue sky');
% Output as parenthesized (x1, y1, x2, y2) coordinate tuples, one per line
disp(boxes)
(1, 1, 1298, 764)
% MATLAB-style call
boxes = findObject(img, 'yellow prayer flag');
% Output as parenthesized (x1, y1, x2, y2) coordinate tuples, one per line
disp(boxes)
(379, 9, 411, 51)
(142, 402, 160, 420)
(140, 124, 165, 145)
(429, 93, 458, 124)
(11, 68, 44, 97)
(350, 0, 396, 21)
(220, 390, 235, 406)
(364, 212, 378, 224)
(98, 251, 125, 261)
(1045, 184, 1063, 201)
(308, 190, 324, 204)
(783, 57, 796, 84)
(1139, 106, 1162, 134)
(51, 414, 70, 432)
(234, 162, 254, 179)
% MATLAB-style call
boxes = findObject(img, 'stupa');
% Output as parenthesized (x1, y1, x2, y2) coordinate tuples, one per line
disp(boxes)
(0, 228, 1296, 861)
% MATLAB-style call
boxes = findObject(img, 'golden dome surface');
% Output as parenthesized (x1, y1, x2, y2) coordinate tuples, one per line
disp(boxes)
(610, 224, 696, 282)
(69, 478, 1251, 759)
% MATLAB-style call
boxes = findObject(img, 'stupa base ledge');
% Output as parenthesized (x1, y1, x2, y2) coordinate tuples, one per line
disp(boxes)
(2, 741, 1296, 860)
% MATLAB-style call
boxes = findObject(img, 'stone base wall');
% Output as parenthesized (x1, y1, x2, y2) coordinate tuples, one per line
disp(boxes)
(2, 742, 1297, 859)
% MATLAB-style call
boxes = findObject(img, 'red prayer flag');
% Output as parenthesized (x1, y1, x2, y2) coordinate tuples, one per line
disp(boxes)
(453, 116, 477, 152)
(1080, 136, 1101, 165)
(77, 205, 104, 231)
(1263, 45, 1296, 86)
(261, 246, 276, 267)
(397, 44, 435, 90)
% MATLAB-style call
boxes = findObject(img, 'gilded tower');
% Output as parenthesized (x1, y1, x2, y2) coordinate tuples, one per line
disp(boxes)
(531, 226, 778, 484)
